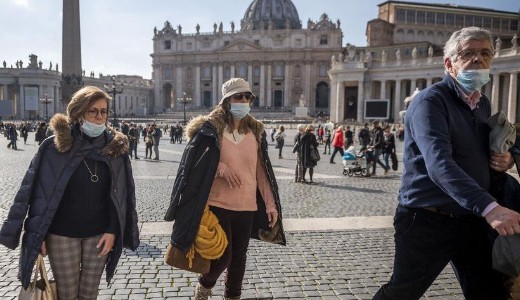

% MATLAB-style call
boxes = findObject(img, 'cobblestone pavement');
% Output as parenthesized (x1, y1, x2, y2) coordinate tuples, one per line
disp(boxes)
(0, 130, 464, 299)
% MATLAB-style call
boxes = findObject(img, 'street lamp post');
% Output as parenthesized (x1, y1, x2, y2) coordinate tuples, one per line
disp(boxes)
(39, 92, 53, 120)
(104, 76, 123, 127)
(177, 92, 192, 125)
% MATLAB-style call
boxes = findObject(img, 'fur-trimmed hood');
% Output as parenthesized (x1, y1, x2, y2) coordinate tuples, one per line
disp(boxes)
(49, 113, 129, 156)
(185, 107, 264, 147)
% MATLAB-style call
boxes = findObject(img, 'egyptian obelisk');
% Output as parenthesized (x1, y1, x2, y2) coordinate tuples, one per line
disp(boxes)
(61, 0, 82, 103)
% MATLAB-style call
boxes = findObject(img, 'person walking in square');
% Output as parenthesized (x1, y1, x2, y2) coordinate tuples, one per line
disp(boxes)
(165, 78, 286, 300)
(128, 123, 140, 159)
(373, 27, 518, 300)
(330, 125, 345, 164)
(358, 123, 371, 147)
(322, 127, 332, 154)
(144, 125, 154, 159)
(6, 123, 18, 150)
(151, 123, 161, 160)
(299, 125, 319, 184)
(382, 125, 395, 174)
(0, 86, 139, 300)
(275, 125, 286, 159)
(293, 124, 305, 182)
(368, 120, 389, 176)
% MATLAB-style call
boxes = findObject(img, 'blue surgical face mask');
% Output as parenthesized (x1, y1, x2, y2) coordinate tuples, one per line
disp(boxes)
(230, 103, 250, 119)
(455, 69, 490, 92)
(81, 119, 106, 137)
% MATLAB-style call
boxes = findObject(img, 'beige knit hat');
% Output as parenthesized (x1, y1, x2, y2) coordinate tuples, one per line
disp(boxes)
(219, 78, 256, 105)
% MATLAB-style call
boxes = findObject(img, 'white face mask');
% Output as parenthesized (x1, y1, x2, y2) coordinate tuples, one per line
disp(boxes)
(455, 69, 491, 92)
(230, 103, 251, 119)
(81, 120, 106, 137)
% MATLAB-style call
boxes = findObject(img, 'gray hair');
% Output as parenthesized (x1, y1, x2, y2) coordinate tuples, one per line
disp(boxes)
(443, 27, 494, 62)
(297, 124, 306, 131)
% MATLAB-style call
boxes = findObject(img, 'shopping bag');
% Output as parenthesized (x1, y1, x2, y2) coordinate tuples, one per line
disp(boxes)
(18, 254, 57, 300)
(164, 243, 210, 274)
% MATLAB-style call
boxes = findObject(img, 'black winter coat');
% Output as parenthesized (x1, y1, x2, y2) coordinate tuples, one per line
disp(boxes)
(0, 115, 139, 289)
(300, 132, 318, 168)
(165, 114, 286, 253)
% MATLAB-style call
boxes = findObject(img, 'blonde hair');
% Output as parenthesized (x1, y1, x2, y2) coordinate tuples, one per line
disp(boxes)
(67, 86, 111, 124)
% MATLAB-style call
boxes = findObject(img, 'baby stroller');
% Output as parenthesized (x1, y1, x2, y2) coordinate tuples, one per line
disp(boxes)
(342, 146, 368, 177)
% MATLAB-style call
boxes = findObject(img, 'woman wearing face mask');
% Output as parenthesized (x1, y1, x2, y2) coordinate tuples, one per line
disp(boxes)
(165, 78, 286, 300)
(0, 86, 140, 300)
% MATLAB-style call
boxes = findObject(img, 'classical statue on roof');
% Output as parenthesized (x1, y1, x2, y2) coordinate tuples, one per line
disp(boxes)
(311, 13, 336, 30)
(161, 21, 175, 34)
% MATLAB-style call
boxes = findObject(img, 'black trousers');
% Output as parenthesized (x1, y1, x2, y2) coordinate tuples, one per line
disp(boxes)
(199, 206, 254, 298)
(374, 205, 507, 300)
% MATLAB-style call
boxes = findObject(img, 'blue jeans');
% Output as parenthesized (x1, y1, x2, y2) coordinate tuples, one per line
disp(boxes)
(370, 148, 387, 173)
(383, 152, 391, 169)
(373, 205, 507, 300)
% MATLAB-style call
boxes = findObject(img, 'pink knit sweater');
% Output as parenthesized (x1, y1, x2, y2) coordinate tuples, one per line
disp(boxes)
(208, 130, 277, 213)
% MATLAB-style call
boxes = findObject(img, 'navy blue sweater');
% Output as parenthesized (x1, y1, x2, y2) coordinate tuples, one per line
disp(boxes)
(399, 75, 495, 215)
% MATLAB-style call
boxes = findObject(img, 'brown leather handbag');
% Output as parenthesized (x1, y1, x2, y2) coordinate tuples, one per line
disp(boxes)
(164, 243, 210, 274)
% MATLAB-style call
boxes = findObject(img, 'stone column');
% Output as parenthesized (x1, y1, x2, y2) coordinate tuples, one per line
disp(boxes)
(2, 84, 7, 100)
(491, 73, 500, 113)
(260, 64, 265, 106)
(304, 63, 311, 108)
(176, 66, 183, 108)
(507, 72, 518, 122)
(195, 64, 201, 107)
(426, 78, 433, 87)
(218, 64, 223, 106)
(284, 64, 290, 107)
(230, 64, 235, 78)
(357, 80, 364, 122)
(19, 84, 25, 119)
(53, 85, 59, 115)
(247, 64, 253, 86)
(266, 64, 272, 107)
(329, 78, 338, 122)
(38, 85, 44, 118)
(410, 78, 417, 95)
(394, 80, 402, 122)
(337, 81, 345, 122)
(212, 64, 218, 106)
(380, 80, 387, 99)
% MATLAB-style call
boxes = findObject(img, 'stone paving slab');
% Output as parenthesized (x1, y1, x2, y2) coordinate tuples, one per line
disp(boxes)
(0, 230, 464, 300)
(0, 131, 467, 299)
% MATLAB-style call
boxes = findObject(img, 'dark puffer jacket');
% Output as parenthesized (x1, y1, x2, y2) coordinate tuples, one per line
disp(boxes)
(164, 109, 286, 252)
(0, 114, 140, 289)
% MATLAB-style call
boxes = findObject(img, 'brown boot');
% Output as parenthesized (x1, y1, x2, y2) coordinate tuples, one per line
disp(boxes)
(194, 282, 212, 300)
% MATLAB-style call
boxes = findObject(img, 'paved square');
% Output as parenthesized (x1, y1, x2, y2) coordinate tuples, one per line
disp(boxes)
(0, 129, 464, 299)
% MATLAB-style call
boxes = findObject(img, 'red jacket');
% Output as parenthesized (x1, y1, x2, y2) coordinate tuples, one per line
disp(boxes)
(332, 130, 344, 148)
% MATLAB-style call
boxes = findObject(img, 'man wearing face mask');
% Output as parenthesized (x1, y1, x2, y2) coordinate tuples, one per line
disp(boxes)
(165, 78, 286, 300)
(373, 27, 519, 300)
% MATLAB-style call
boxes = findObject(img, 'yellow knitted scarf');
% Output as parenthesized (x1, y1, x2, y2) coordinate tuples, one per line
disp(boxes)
(186, 205, 228, 267)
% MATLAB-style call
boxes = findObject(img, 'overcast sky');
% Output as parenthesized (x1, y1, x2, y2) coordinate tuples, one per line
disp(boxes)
(1, 0, 518, 79)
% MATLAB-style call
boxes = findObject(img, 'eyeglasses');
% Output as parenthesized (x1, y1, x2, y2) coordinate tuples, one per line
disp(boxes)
(231, 93, 255, 102)
(457, 49, 495, 61)
(86, 109, 109, 118)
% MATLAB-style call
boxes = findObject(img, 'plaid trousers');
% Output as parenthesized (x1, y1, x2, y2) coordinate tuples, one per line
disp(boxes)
(45, 233, 108, 300)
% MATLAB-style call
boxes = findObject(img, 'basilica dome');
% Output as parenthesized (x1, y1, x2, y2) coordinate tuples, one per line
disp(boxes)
(241, 0, 302, 31)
